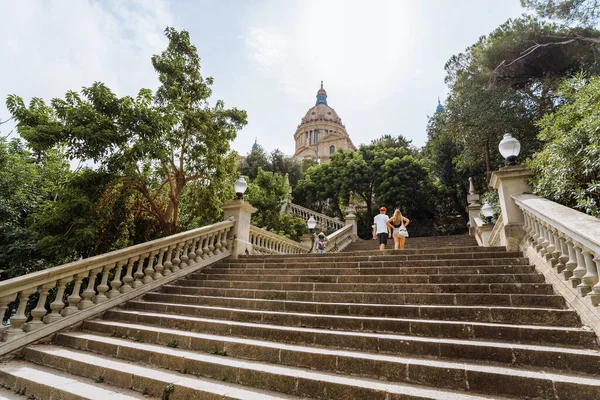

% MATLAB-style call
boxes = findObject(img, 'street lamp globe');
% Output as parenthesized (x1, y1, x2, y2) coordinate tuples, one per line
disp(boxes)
(482, 203, 495, 224)
(234, 176, 248, 200)
(498, 134, 520, 166)
(307, 216, 317, 231)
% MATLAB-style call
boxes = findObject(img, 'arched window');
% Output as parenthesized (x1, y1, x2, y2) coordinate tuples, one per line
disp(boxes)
(329, 145, 335, 154)
(310, 131, 312, 145)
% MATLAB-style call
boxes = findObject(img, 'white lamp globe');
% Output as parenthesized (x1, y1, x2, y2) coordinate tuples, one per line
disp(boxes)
(234, 176, 248, 199)
(482, 202, 495, 224)
(498, 134, 521, 166)
(307, 216, 317, 230)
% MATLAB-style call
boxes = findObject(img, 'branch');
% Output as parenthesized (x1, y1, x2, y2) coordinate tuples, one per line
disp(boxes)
(185, 173, 207, 183)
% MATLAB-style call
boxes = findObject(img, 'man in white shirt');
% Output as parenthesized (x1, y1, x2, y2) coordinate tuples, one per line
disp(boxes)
(372, 207, 390, 251)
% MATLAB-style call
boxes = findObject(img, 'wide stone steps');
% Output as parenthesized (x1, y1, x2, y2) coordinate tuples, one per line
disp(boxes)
(48, 324, 600, 399)
(20, 342, 511, 400)
(2, 237, 599, 399)
(120, 301, 594, 346)
(142, 292, 583, 327)
(158, 284, 566, 308)
(196, 272, 546, 284)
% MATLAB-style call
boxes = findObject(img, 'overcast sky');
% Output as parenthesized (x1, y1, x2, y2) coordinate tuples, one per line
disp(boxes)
(1, 0, 525, 156)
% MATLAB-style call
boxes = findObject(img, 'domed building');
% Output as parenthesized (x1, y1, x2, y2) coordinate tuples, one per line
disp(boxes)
(293, 82, 356, 163)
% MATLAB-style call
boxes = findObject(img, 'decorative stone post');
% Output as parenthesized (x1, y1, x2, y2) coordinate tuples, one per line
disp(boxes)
(299, 234, 314, 252)
(220, 199, 257, 259)
(344, 205, 359, 240)
(489, 166, 532, 252)
(467, 177, 481, 236)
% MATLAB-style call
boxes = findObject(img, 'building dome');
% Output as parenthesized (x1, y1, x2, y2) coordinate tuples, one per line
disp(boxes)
(251, 137, 259, 151)
(435, 98, 444, 113)
(293, 82, 356, 163)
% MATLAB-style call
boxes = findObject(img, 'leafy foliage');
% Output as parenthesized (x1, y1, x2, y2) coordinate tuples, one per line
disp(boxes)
(529, 75, 600, 216)
(6, 27, 247, 236)
(522, 0, 600, 26)
(244, 168, 308, 240)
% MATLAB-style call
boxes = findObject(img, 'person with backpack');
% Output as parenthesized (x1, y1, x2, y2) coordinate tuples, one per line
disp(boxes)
(387, 209, 410, 250)
(315, 232, 329, 253)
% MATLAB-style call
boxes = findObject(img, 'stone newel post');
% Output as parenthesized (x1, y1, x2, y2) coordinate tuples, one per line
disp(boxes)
(467, 177, 481, 236)
(489, 166, 532, 252)
(220, 199, 257, 259)
(345, 205, 359, 240)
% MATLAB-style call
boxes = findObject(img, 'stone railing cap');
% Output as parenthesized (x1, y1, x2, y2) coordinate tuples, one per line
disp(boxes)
(490, 166, 533, 189)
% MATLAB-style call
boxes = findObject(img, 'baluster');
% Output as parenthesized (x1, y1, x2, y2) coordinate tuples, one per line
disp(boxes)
(25, 283, 52, 331)
(188, 238, 199, 265)
(133, 253, 149, 288)
(80, 268, 102, 309)
(120, 256, 139, 293)
(154, 248, 166, 279)
(43, 278, 70, 324)
(580, 249, 598, 297)
(222, 230, 230, 252)
(3, 289, 36, 341)
(208, 234, 216, 255)
(202, 236, 211, 259)
(591, 254, 600, 304)
(540, 224, 550, 256)
(534, 219, 545, 252)
(144, 251, 158, 283)
(545, 228, 557, 263)
(172, 242, 184, 272)
(554, 234, 568, 274)
(108, 260, 127, 298)
(214, 231, 223, 255)
(0, 295, 16, 337)
(525, 213, 534, 241)
(571, 243, 587, 288)
(564, 238, 578, 280)
(180, 241, 190, 266)
(62, 272, 87, 316)
(95, 263, 115, 303)
(163, 245, 175, 275)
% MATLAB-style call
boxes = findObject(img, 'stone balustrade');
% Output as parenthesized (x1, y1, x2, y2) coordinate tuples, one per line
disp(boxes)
(514, 194, 600, 302)
(0, 219, 235, 356)
(249, 226, 309, 255)
(284, 202, 345, 232)
(488, 214, 504, 247)
(325, 224, 354, 253)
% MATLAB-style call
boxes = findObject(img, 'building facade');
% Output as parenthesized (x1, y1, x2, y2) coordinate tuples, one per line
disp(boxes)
(293, 82, 356, 162)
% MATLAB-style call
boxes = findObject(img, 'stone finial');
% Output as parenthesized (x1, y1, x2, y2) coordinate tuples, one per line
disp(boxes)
(467, 177, 480, 206)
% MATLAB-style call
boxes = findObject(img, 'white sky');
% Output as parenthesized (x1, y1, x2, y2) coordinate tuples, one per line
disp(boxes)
(0, 0, 525, 156)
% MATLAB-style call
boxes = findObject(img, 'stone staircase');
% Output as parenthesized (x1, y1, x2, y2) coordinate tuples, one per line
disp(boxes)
(2, 236, 600, 399)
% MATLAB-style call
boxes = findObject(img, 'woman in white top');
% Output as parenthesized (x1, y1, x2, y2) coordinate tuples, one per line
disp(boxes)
(386, 209, 410, 250)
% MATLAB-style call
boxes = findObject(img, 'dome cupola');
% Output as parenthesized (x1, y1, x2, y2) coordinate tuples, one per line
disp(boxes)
(316, 81, 328, 105)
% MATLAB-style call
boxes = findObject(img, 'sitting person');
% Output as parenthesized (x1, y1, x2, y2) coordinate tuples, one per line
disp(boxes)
(315, 232, 328, 253)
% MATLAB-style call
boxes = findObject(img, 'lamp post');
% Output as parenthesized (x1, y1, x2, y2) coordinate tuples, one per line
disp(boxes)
(307, 216, 317, 253)
(498, 134, 521, 166)
(234, 176, 248, 200)
(482, 203, 495, 224)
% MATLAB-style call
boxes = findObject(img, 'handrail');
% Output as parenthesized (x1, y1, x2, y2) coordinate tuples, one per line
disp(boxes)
(249, 226, 309, 254)
(489, 214, 504, 247)
(0, 219, 235, 356)
(325, 224, 354, 253)
(513, 193, 600, 299)
(284, 202, 344, 231)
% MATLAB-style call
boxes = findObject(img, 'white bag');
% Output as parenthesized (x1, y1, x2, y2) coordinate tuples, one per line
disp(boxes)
(393, 221, 409, 238)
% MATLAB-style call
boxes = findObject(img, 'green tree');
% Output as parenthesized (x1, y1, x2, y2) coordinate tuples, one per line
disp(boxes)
(529, 74, 600, 216)
(238, 144, 271, 180)
(244, 168, 307, 240)
(522, 0, 600, 25)
(6, 27, 247, 236)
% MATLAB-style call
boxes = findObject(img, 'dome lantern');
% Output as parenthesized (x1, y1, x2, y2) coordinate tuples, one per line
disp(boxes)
(316, 81, 328, 105)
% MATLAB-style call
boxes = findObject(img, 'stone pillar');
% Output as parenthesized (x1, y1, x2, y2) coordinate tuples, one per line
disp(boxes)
(299, 233, 314, 252)
(489, 166, 532, 252)
(466, 177, 481, 236)
(344, 207, 359, 240)
(220, 200, 257, 259)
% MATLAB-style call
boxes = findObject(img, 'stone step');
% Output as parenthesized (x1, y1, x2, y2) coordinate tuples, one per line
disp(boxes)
(67, 324, 600, 399)
(214, 258, 530, 269)
(0, 361, 152, 400)
(143, 292, 583, 327)
(23, 344, 512, 400)
(0, 388, 27, 400)
(122, 300, 594, 346)
(158, 285, 566, 307)
(203, 265, 538, 276)
(236, 249, 519, 262)
(174, 279, 554, 295)
(73, 321, 600, 377)
(196, 272, 545, 284)
(243, 246, 505, 258)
